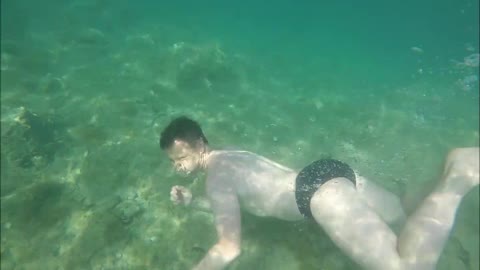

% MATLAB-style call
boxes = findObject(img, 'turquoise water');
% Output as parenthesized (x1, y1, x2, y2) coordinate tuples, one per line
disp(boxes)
(1, 0, 478, 269)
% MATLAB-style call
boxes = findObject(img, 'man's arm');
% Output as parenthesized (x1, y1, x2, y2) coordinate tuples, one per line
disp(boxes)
(193, 174, 241, 270)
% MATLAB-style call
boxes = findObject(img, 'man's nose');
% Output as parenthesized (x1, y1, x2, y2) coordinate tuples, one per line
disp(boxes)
(174, 162, 182, 170)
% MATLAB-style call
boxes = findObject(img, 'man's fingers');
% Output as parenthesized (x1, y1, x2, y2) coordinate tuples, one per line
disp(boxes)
(170, 185, 191, 205)
(170, 187, 180, 203)
(170, 186, 184, 204)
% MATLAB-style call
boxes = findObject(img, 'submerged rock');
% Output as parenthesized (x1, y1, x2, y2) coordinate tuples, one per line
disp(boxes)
(174, 43, 240, 92)
(112, 198, 144, 225)
(1, 107, 63, 169)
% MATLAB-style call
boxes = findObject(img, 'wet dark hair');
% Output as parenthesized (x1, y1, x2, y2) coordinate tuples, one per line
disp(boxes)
(159, 116, 209, 150)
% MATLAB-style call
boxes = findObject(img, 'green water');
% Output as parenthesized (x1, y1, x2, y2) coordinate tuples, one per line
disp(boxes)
(1, 0, 478, 269)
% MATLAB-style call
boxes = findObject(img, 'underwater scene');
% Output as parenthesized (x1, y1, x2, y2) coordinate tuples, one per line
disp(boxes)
(1, 0, 479, 269)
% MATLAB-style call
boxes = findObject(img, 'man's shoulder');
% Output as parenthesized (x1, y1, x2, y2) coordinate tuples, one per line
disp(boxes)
(206, 150, 264, 174)
(208, 149, 252, 165)
(208, 149, 292, 172)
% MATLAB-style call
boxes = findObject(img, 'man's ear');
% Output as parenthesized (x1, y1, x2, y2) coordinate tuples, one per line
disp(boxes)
(195, 139, 205, 150)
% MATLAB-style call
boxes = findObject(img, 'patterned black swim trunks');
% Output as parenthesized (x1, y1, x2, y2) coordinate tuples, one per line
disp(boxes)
(295, 159, 356, 218)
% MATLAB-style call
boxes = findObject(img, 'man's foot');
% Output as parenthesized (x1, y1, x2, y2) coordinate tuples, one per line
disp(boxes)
(442, 147, 479, 195)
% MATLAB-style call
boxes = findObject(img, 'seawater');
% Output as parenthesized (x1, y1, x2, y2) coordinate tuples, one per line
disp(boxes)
(1, 1, 478, 269)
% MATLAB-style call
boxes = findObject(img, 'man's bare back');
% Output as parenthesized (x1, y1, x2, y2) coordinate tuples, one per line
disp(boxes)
(206, 150, 303, 221)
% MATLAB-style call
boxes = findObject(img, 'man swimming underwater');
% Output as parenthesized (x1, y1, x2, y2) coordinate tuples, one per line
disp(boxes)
(159, 116, 479, 270)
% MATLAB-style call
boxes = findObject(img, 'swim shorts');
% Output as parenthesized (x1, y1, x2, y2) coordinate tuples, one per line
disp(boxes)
(295, 159, 356, 218)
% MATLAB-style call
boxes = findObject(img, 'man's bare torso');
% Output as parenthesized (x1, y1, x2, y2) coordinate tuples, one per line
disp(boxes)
(206, 150, 304, 221)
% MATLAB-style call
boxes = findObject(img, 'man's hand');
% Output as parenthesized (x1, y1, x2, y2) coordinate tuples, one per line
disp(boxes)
(170, 185, 192, 206)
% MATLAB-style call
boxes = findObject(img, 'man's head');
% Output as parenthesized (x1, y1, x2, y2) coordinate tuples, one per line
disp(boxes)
(160, 116, 209, 174)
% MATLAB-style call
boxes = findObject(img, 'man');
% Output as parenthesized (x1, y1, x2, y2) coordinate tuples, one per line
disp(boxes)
(159, 116, 479, 270)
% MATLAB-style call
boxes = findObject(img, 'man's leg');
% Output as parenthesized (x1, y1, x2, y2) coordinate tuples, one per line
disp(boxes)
(309, 147, 479, 270)
(397, 147, 479, 269)
(310, 177, 404, 270)
(355, 175, 406, 227)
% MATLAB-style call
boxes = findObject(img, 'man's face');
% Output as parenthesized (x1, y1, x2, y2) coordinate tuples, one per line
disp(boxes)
(166, 139, 203, 175)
